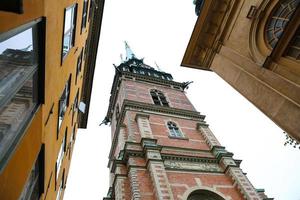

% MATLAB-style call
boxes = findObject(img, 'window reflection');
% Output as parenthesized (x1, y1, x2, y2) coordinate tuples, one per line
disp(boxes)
(0, 26, 39, 163)
(62, 5, 77, 58)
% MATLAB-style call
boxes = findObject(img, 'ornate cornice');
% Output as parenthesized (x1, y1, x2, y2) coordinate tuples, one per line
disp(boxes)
(110, 140, 227, 174)
(107, 99, 206, 166)
(105, 71, 195, 121)
(182, 0, 239, 70)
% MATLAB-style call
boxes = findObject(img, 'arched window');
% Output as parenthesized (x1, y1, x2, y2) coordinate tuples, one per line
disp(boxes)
(265, 0, 300, 48)
(150, 89, 169, 107)
(187, 190, 225, 200)
(167, 121, 183, 137)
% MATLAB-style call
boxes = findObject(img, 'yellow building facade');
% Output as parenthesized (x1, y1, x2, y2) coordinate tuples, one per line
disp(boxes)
(182, 0, 300, 142)
(0, 0, 104, 199)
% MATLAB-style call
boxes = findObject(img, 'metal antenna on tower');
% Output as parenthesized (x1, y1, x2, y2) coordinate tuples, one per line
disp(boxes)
(154, 61, 162, 72)
(124, 41, 136, 61)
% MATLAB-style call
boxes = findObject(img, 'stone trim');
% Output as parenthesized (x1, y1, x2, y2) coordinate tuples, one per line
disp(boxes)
(197, 123, 221, 149)
(108, 100, 206, 166)
(129, 168, 141, 200)
(226, 167, 262, 200)
(180, 185, 230, 200)
(148, 161, 174, 200)
(135, 114, 153, 139)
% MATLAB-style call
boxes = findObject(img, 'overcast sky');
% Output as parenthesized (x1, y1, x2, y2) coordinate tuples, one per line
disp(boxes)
(64, 1, 300, 199)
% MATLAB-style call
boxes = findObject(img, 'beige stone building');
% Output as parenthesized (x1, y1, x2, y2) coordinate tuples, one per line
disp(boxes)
(182, 0, 300, 142)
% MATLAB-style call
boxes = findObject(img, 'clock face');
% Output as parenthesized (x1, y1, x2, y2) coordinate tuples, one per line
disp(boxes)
(265, 0, 300, 48)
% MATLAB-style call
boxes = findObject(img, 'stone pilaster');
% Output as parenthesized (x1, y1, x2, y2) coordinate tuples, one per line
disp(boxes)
(118, 125, 127, 152)
(143, 140, 174, 200)
(227, 167, 261, 200)
(128, 168, 141, 200)
(135, 114, 153, 138)
(128, 158, 141, 200)
(115, 176, 126, 200)
(197, 122, 221, 149)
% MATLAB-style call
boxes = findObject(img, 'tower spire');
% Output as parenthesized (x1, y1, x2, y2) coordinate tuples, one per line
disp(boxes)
(124, 41, 136, 61)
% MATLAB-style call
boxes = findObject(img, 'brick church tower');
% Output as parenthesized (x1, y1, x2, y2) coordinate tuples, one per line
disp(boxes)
(103, 43, 270, 200)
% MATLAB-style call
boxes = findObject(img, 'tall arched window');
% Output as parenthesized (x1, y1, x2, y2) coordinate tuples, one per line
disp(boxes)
(167, 121, 183, 137)
(187, 190, 225, 200)
(265, 0, 300, 48)
(150, 89, 169, 107)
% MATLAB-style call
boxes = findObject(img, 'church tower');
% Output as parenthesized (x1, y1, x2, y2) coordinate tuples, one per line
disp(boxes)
(103, 43, 269, 200)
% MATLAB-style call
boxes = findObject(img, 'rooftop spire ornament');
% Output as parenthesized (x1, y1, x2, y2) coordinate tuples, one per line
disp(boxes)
(124, 41, 136, 61)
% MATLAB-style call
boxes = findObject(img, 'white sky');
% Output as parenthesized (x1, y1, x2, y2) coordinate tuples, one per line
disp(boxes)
(64, 0, 300, 199)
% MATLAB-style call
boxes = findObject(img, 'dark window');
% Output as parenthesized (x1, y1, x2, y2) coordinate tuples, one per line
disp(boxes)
(0, 1, 24, 14)
(188, 190, 225, 200)
(19, 145, 44, 199)
(84, 40, 88, 60)
(58, 76, 71, 131)
(167, 121, 183, 138)
(265, 0, 300, 48)
(88, 0, 93, 21)
(285, 26, 300, 60)
(0, 19, 44, 169)
(150, 89, 169, 107)
(76, 49, 83, 84)
(62, 4, 77, 59)
(115, 104, 120, 121)
(72, 89, 79, 125)
(81, 0, 89, 32)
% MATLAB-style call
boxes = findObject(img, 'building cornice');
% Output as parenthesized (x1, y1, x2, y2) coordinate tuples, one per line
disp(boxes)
(107, 99, 206, 166)
(181, 0, 239, 70)
(105, 71, 195, 121)
(78, 0, 105, 128)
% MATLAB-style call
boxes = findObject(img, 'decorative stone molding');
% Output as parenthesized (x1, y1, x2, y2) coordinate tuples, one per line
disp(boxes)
(115, 177, 126, 200)
(164, 160, 222, 173)
(227, 167, 262, 200)
(148, 161, 174, 200)
(146, 150, 162, 161)
(128, 168, 141, 200)
(197, 122, 221, 149)
(135, 113, 153, 138)
(180, 186, 230, 200)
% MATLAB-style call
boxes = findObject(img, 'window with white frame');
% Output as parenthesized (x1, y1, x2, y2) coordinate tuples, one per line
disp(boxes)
(58, 76, 71, 131)
(56, 131, 66, 179)
(167, 121, 183, 138)
(56, 170, 65, 200)
(62, 4, 77, 59)
(0, 19, 44, 169)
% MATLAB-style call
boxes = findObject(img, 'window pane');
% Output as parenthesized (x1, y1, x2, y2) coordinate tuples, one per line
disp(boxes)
(64, 8, 73, 34)
(0, 72, 38, 160)
(62, 5, 76, 59)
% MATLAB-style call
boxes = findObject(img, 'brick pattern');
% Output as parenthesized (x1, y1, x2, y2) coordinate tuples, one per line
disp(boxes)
(106, 73, 263, 200)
